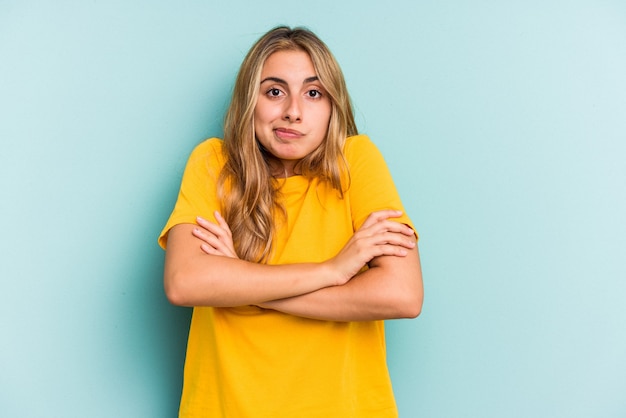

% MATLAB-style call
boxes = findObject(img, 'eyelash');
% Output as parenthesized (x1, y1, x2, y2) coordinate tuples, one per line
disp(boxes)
(264, 88, 323, 99)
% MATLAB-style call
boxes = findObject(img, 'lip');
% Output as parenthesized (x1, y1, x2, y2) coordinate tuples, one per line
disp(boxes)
(274, 127, 303, 139)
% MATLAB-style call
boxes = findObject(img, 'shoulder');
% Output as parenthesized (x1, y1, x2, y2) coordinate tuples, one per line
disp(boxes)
(343, 134, 385, 167)
(344, 134, 376, 155)
(190, 137, 224, 158)
(186, 137, 226, 169)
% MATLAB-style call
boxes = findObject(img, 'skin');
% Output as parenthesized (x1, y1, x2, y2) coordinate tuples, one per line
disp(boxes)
(163, 50, 423, 321)
(254, 49, 332, 176)
(191, 210, 423, 321)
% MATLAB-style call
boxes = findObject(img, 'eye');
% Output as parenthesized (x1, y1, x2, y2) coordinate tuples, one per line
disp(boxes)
(266, 88, 283, 98)
(307, 89, 323, 99)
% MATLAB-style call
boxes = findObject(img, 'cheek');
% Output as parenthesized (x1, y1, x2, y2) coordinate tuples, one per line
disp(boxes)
(253, 104, 263, 126)
(254, 103, 279, 128)
(320, 105, 332, 130)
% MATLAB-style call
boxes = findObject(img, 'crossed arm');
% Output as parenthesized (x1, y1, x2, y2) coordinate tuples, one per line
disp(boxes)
(163, 210, 423, 321)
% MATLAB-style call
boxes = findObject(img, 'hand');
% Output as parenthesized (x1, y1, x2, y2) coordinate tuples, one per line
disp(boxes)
(193, 211, 239, 258)
(326, 210, 415, 285)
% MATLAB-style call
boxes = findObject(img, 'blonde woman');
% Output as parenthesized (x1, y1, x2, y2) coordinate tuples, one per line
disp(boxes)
(159, 26, 423, 417)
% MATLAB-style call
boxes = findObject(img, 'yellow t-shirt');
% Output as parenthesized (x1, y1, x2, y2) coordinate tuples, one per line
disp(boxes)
(159, 134, 416, 417)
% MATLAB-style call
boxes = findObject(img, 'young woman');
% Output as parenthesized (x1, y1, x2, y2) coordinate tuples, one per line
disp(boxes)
(159, 26, 423, 417)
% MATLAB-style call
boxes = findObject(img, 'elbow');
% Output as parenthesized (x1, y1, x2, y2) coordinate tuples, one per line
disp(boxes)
(404, 300, 422, 319)
(397, 296, 422, 319)
(393, 288, 423, 319)
(164, 271, 194, 307)
(398, 267, 423, 319)
(165, 286, 185, 307)
(164, 280, 186, 307)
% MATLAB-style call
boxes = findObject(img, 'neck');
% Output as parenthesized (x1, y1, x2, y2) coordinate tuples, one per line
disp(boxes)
(269, 159, 299, 178)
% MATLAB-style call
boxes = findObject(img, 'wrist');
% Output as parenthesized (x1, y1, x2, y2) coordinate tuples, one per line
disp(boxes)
(318, 260, 344, 287)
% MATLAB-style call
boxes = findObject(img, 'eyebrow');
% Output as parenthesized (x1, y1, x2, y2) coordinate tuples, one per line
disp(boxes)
(260, 76, 320, 85)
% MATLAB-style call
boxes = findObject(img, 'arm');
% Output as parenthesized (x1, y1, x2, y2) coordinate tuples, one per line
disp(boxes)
(164, 223, 335, 307)
(259, 244, 423, 321)
(189, 210, 422, 320)
(164, 210, 415, 307)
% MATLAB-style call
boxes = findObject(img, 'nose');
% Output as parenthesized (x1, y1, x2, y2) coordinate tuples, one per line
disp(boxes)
(283, 96, 302, 122)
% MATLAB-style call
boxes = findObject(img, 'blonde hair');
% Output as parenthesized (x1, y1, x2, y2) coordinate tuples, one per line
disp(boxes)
(219, 26, 357, 263)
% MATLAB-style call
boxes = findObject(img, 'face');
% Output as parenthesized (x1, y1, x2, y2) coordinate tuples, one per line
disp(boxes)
(254, 49, 331, 176)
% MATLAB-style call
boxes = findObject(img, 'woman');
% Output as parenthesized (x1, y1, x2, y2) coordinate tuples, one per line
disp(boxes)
(159, 26, 423, 417)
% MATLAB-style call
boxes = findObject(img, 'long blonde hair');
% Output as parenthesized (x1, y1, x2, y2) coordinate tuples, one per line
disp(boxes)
(219, 26, 358, 263)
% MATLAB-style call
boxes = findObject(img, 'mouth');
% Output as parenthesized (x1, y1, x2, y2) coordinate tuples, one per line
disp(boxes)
(274, 127, 303, 139)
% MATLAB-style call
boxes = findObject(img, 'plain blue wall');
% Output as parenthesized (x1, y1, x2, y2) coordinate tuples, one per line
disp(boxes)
(1, 1, 625, 417)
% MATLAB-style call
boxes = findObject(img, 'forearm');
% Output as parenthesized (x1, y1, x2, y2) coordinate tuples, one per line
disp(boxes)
(164, 224, 338, 307)
(171, 210, 418, 309)
(260, 246, 423, 321)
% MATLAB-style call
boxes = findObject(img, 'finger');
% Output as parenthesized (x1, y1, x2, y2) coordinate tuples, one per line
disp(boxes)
(214, 211, 232, 236)
(357, 231, 416, 251)
(197, 216, 221, 232)
(369, 219, 414, 235)
(196, 231, 236, 257)
(376, 231, 416, 249)
(361, 210, 403, 229)
(200, 243, 227, 256)
(200, 243, 213, 254)
(193, 227, 221, 247)
(344, 240, 410, 264)
(197, 216, 230, 240)
(373, 243, 410, 257)
(357, 219, 415, 240)
(195, 216, 238, 258)
(192, 225, 214, 243)
(389, 221, 415, 237)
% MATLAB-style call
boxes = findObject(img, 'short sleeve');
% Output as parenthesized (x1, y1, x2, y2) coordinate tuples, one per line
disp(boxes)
(345, 135, 418, 240)
(158, 138, 225, 249)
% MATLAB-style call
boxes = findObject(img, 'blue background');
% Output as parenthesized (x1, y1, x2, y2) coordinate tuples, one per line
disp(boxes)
(1, 1, 625, 416)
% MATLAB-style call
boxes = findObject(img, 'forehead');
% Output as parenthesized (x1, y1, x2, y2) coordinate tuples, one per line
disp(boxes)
(260, 50, 317, 79)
